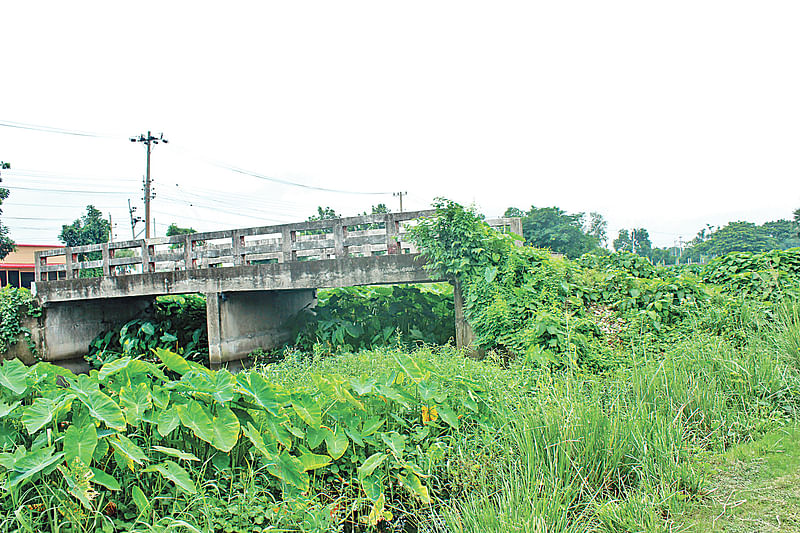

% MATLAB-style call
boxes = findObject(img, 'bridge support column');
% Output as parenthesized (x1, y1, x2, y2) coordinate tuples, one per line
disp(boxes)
(205, 289, 316, 368)
(40, 297, 153, 364)
(453, 280, 482, 358)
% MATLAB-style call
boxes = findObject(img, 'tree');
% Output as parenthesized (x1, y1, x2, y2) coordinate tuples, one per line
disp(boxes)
(759, 219, 800, 249)
(613, 229, 632, 253)
(166, 223, 196, 237)
(166, 223, 197, 249)
(694, 221, 776, 256)
(308, 206, 339, 221)
(504, 206, 598, 258)
(584, 212, 608, 247)
(614, 228, 651, 257)
(0, 162, 14, 260)
(59, 205, 111, 248)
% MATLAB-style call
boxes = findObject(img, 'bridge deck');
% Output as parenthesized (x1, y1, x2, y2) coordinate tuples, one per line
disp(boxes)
(34, 211, 521, 303)
(34, 253, 439, 304)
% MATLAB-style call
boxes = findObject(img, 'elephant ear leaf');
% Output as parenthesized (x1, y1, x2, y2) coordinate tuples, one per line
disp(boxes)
(0, 359, 29, 396)
(147, 460, 197, 494)
(266, 451, 309, 492)
(6, 446, 64, 489)
(64, 424, 98, 466)
(21, 398, 55, 435)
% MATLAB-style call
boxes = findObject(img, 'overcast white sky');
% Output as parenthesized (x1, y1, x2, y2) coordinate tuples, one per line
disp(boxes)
(1, 1, 798, 248)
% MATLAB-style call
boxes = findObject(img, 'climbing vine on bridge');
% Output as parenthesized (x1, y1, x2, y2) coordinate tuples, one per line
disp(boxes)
(0, 286, 41, 356)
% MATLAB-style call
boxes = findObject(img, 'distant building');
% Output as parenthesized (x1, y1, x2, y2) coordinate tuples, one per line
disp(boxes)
(0, 244, 65, 289)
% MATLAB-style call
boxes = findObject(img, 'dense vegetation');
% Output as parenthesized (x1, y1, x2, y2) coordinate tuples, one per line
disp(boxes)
(1, 200, 799, 531)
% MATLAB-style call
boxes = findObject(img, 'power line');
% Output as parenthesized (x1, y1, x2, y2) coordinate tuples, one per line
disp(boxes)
(3, 185, 130, 195)
(169, 143, 393, 196)
(0, 119, 121, 139)
(3, 118, 393, 197)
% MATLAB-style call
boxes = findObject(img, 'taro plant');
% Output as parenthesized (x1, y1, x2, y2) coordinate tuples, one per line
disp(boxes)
(0, 346, 486, 530)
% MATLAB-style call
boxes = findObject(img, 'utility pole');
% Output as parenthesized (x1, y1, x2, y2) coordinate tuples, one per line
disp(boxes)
(128, 198, 143, 239)
(108, 213, 114, 242)
(130, 131, 168, 239)
(393, 191, 407, 213)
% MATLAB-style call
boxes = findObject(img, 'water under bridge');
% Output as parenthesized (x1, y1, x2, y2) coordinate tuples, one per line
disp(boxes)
(30, 210, 521, 369)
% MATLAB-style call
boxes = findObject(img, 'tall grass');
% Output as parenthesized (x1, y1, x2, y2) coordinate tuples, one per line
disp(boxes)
(445, 317, 800, 532)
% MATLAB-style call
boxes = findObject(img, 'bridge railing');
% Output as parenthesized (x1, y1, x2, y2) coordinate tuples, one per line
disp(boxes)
(34, 211, 522, 282)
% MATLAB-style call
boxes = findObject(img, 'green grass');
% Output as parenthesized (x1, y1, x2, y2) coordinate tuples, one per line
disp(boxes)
(677, 423, 800, 532)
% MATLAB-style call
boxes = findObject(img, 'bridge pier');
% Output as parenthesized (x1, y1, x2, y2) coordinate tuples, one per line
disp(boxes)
(205, 289, 317, 368)
(39, 296, 153, 365)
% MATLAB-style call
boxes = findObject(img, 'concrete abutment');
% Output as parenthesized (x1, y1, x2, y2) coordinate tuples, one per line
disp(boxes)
(205, 289, 317, 368)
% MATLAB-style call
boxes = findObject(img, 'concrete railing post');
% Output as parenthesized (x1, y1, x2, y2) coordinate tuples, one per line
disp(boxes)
(281, 228, 296, 263)
(205, 292, 222, 369)
(64, 247, 74, 279)
(232, 231, 246, 266)
(333, 220, 348, 259)
(101, 243, 111, 277)
(34, 251, 43, 282)
(183, 235, 193, 270)
(385, 214, 400, 254)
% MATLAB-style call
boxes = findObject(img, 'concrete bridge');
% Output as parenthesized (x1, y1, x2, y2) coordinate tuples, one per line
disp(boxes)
(31, 210, 521, 368)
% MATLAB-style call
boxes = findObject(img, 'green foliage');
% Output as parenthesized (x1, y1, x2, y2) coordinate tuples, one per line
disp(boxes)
(59, 205, 111, 248)
(695, 220, 778, 256)
(411, 201, 709, 368)
(0, 161, 14, 260)
(87, 295, 208, 367)
(703, 249, 800, 301)
(613, 227, 652, 257)
(0, 286, 41, 356)
(504, 205, 599, 258)
(165, 223, 197, 250)
(293, 284, 454, 351)
(0, 346, 486, 531)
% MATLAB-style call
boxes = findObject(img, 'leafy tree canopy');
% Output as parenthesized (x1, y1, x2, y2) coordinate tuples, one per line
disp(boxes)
(308, 206, 339, 221)
(59, 205, 111, 247)
(694, 221, 776, 256)
(503, 205, 598, 258)
(0, 162, 14, 260)
(613, 228, 652, 258)
(166, 223, 197, 237)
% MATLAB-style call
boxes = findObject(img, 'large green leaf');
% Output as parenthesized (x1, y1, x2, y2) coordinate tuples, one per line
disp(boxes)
(238, 373, 288, 415)
(0, 359, 29, 395)
(0, 401, 20, 419)
(298, 451, 332, 472)
(177, 400, 214, 445)
(155, 348, 192, 375)
(266, 451, 309, 491)
(305, 425, 332, 449)
(242, 422, 276, 459)
(73, 389, 126, 431)
(436, 404, 460, 429)
(120, 382, 152, 425)
(152, 446, 200, 462)
(157, 408, 181, 437)
(58, 464, 95, 509)
(357, 453, 386, 479)
(380, 431, 406, 458)
(211, 405, 240, 452)
(109, 434, 148, 470)
(132, 485, 150, 515)
(292, 395, 322, 430)
(21, 397, 55, 434)
(399, 472, 431, 504)
(97, 356, 132, 381)
(149, 460, 197, 494)
(264, 413, 292, 449)
(64, 424, 98, 466)
(6, 446, 64, 489)
(325, 427, 349, 460)
(89, 467, 120, 490)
